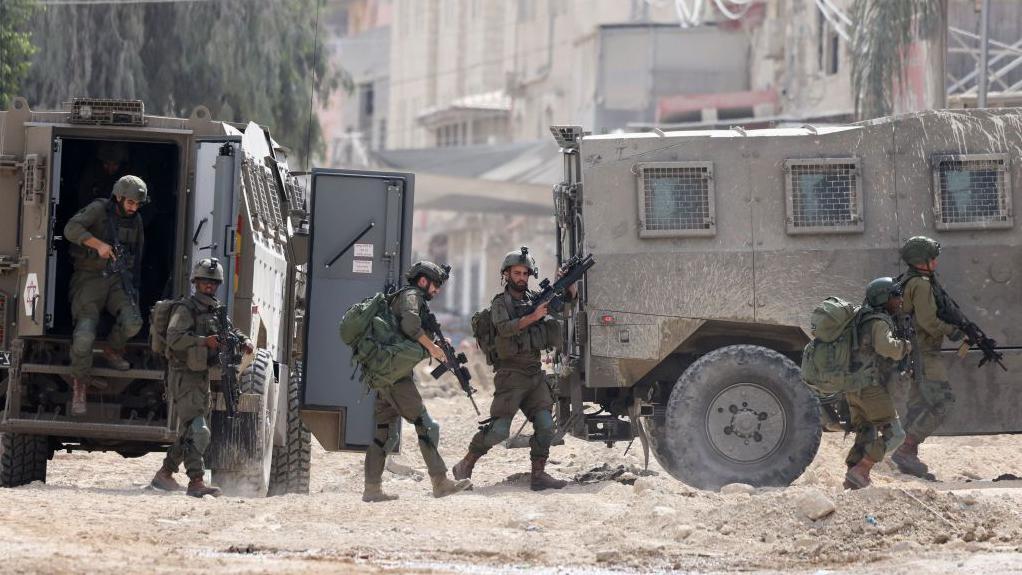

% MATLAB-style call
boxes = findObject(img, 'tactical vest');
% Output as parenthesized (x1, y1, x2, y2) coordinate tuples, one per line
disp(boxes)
(851, 313, 899, 382)
(492, 290, 561, 368)
(69, 199, 143, 272)
(168, 293, 220, 373)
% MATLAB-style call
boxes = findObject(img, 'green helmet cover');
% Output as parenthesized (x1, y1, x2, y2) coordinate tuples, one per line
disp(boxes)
(501, 246, 538, 277)
(865, 276, 902, 307)
(406, 260, 450, 285)
(111, 175, 148, 204)
(191, 257, 225, 283)
(900, 236, 940, 266)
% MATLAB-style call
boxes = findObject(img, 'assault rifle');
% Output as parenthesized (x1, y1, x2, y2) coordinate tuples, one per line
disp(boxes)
(214, 305, 243, 419)
(102, 203, 138, 307)
(895, 313, 926, 389)
(525, 253, 596, 315)
(930, 276, 1007, 371)
(421, 310, 480, 415)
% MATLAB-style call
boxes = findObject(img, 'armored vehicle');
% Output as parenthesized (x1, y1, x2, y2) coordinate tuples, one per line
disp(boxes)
(550, 109, 1022, 489)
(0, 97, 315, 495)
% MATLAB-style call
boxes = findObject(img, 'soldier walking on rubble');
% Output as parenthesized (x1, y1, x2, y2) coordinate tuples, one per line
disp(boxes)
(453, 247, 576, 491)
(843, 278, 912, 490)
(891, 237, 965, 479)
(150, 258, 252, 497)
(63, 175, 147, 415)
(362, 261, 472, 502)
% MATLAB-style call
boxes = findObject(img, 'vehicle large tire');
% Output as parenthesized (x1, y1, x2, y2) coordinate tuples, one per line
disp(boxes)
(651, 345, 821, 490)
(210, 349, 279, 497)
(267, 371, 311, 496)
(0, 433, 49, 487)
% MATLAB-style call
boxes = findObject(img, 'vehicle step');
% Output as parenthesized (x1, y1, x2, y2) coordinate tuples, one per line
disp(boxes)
(19, 363, 165, 380)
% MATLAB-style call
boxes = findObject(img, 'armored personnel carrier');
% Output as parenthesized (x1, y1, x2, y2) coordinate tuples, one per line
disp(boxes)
(550, 109, 1022, 489)
(0, 97, 316, 495)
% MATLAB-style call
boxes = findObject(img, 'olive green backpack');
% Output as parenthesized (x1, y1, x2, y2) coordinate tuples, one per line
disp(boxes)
(800, 297, 878, 395)
(339, 289, 427, 390)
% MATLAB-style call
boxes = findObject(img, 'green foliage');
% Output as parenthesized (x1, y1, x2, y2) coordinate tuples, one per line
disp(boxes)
(850, 0, 942, 120)
(0, 0, 37, 110)
(21, 0, 339, 164)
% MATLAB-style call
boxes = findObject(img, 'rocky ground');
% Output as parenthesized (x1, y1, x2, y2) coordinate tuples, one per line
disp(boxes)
(3, 370, 1022, 575)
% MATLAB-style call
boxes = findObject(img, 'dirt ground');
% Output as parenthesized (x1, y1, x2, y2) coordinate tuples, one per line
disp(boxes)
(3, 372, 1022, 575)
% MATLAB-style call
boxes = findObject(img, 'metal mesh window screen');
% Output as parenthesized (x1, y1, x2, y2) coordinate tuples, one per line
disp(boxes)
(638, 163, 714, 237)
(935, 155, 1011, 229)
(787, 161, 860, 231)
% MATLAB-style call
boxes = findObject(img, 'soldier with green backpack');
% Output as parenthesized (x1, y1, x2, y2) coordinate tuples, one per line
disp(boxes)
(802, 278, 911, 489)
(342, 261, 471, 502)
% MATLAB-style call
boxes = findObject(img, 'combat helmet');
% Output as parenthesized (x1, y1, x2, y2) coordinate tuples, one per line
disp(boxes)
(406, 261, 450, 286)
(865, 277, 902, 308)
(191, 258, 225, 283)
(111, 175, 149, 204)
(900, 236, 940, 266)
(501, 246, 538, 277)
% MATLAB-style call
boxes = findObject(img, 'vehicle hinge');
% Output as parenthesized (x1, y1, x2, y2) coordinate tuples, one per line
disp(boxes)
(0, 255, 25, 274)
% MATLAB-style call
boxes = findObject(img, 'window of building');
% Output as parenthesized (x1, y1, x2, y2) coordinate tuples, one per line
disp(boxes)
(932, 154, 1012, 230)
(636, 162, 715, 238)
(784, 158, 863, 234)
(817, 11, 840, 76)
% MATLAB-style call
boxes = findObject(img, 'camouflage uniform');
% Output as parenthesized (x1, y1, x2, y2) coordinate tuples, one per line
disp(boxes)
(899, 269, 958, 441)
(162, 292, 248, 482)
(63, 197, 144, 380)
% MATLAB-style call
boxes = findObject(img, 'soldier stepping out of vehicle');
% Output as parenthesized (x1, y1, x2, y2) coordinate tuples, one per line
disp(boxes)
(891, 237, 966, 480)
(453, 247, 577, 491)
(358, 261, 471, 502)
(62, 175, 147, 415)
(150, 258, 253, 497)
(842, 278, 912, 489)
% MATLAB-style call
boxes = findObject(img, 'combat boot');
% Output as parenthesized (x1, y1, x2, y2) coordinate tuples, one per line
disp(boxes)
(843, 457, 876, 490)
(430, 473, 471, 498)
(530, 458, 568, 491)
(100, 346, 131, 371)
(70, 379, 88, 415)
(452, 451, 482, 480)
(150, 466, 185, 492)
(361, 482, 399, 503)
(891, 435, 932, 478)
(186, 478, 222, 498)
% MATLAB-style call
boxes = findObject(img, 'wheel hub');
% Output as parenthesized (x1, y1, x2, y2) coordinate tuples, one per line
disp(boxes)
(706, 383, 786, 464)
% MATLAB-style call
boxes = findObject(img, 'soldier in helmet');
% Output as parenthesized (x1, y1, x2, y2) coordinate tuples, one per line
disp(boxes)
(842, 278, 912, 489)
(63, 175, 148, 415)
(361, 261, 472, 502)
(77, 142, 129, 207)
(150, 258, 253, 497)
(452, 247, 577, 491)
(891, 236, 964, 479)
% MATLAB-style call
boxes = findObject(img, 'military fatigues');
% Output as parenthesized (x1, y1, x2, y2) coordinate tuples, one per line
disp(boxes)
(901, 270, 958, 441)
(466, 288, 567, 461)
(162, 292, 248, 480)
(845, 315, 909, 467)
(63, 199, 144, 379)
(364, 287, 447, 484)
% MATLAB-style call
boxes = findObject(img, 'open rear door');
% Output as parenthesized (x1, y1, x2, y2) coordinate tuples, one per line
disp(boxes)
(16, 126, 57, 335)
(301, 169, 413, 451)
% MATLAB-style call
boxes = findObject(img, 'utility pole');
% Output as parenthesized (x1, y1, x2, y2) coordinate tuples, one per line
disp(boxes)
(977, 0, 991, 108)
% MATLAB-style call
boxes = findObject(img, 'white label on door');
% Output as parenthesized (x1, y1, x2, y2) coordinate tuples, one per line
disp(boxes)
(352, 259, 373, 274)
(354, 243, 374, 258)
(23, 273, 39, 316)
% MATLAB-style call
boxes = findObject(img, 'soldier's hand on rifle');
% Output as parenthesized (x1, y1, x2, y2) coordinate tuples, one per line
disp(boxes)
(84, 238, 116, 260)
(530, 301, 550, 321)
(204, 334, 220, 350)
(948, 328, 965, 342)
(427, 342, 445, 362)
(243, 341, 254, 354)
(555, 268, 579, 299)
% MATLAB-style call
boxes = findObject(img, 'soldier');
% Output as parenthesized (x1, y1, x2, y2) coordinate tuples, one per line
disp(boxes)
(843, 278, 912, 490)
(150, 258, 252, 497)
(77, 143, 129, 207)
(362, 261, 472, 502)
(891, 236, 964, 479)
(63, 175, 147, 415)
(452, 247, 576, 491)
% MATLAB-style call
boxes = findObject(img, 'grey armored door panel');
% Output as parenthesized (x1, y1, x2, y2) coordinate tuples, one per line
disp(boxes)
(301, 169, 413, 452)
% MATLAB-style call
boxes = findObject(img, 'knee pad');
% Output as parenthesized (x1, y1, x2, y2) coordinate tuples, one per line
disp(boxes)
(373, 421, 400, 453)
(120, 311, 144, 337)
(486, 417, 513, 442)
(188, 416, 212, 453)
(857, 423, 878, 444)
(884, 418, 906, 455)
(531, 410, 555, 444)
(413, 411, 440, 447)
(71, 318, 98, 352)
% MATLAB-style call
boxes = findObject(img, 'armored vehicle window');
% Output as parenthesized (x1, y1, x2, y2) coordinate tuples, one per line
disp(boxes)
(932, 154, 1013, 231)
(783, 158, 863, 235)
(636, 162, 715, 238)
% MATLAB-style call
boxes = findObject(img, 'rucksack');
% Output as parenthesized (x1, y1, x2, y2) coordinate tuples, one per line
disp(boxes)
(149, 297, 191, 355)
(471, 304, 499, 366)
(339, 289, 427, 390)
(800, 297, 876, 395)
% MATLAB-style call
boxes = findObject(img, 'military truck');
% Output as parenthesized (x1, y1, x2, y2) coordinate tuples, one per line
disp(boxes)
(0, 97, 315, 495)
(549, 109, 1022, 490)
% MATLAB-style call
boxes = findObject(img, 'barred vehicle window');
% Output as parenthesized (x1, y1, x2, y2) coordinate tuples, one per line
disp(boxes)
(637, 162, 715, 238)
(933, 154, 1012, 230)
(784, 159, 863, 235)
